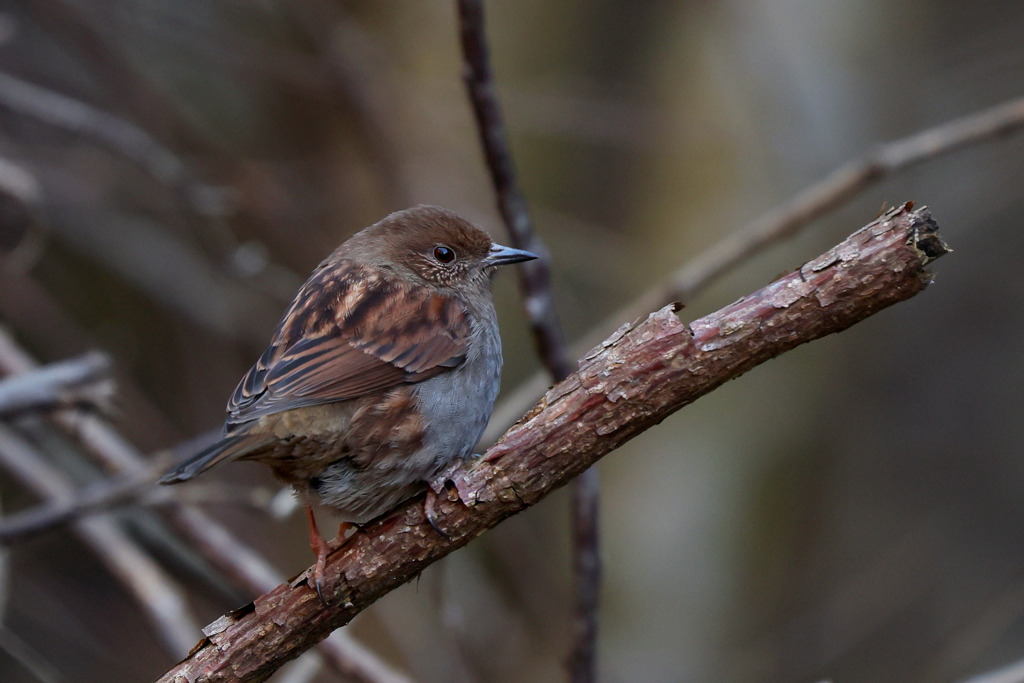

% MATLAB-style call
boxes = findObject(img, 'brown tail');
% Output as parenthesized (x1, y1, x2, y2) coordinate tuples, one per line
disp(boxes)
(158, 432, 266, 484)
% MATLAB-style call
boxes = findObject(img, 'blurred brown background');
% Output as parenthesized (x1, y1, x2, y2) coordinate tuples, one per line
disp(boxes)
(1, 1, 1023, 682)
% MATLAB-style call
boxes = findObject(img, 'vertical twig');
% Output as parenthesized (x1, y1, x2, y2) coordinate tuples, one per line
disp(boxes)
(456, 0, 572, 380)
(456, 2, 600, 681)
(567, 473, 600, 683)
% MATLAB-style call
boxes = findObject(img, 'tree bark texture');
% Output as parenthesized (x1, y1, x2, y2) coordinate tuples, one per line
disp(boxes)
(157, 203, 948, 683)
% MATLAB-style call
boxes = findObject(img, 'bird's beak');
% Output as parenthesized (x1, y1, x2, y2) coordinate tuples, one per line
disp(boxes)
(486, 243, 538, 266)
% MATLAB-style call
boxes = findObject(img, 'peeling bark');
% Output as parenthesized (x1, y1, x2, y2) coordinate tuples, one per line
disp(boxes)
(156, 203, 948, 683)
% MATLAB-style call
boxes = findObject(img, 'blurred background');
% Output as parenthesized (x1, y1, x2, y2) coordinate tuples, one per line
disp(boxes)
(0, 1, 1022, 682)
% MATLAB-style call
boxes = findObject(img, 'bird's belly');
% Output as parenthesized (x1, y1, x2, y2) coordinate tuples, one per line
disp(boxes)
(313, 342, 499, 522)
(414, 357, 499, 472)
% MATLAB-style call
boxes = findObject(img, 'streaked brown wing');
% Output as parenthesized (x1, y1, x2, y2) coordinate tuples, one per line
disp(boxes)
(226, 261, 470, 426)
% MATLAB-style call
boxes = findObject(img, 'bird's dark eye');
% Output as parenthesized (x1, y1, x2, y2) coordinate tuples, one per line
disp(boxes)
(433, 246, 456, 264)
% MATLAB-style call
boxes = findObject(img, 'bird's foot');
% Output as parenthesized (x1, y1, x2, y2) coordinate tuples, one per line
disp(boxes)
(427, 456, 473, 498)
(424, 488, 450, 539)
(305, 507, 333, 606)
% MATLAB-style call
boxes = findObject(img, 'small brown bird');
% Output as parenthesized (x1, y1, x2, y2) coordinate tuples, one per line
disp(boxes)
(160, 205, 536, 596)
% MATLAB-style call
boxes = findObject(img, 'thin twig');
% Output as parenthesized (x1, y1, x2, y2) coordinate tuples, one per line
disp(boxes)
(0, 331, 415, 683)
(156, 203, 948, 683)
(0, 625, 67, 683)
(960, 658, 1024, 683)
(0, 466, 155, 543)
(0, 496, 58, 682)
(0, 460, 282, 544)
(275, 655, 325, 683)
(0, 71, 230, 216)
(482, 94, 1024, 447)
(457, 0, 572, 380)
(0, 351, 113, 419)
(0, 422, 200, 657)
(456, 3, 599, 681)
(0, 493, 6, 617)
(655, 96, 1024, 309)
(567, 470, 600, 683)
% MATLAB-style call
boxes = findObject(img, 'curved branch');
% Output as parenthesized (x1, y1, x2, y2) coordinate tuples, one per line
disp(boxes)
(157, 203, 948, 683)
(484, 95, 1024, 446)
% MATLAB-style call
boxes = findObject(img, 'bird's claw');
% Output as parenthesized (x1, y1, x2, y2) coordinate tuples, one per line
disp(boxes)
(306, 506, 332, 607)
(424, 488, 451, 539)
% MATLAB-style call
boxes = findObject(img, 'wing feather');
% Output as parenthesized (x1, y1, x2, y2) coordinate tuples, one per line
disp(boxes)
(226, 261, 470, 427)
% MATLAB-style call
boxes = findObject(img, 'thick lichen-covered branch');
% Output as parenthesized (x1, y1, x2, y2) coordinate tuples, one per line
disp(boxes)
(157, 203, 948, 683)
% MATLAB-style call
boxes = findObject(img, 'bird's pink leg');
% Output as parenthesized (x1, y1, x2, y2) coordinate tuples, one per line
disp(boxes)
(329, 521, 357, 549)
(305, 506, 331, 604)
